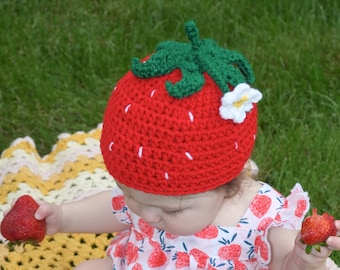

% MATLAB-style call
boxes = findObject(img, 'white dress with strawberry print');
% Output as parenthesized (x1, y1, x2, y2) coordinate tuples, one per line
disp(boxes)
(107, 182, 310, 270)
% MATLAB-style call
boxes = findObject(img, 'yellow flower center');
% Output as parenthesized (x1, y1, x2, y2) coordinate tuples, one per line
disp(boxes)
(233, 95, 249, 108)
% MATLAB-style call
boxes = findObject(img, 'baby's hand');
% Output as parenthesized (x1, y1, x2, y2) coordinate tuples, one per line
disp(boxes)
(35, 201, 63, 235)
(294, 232, 332, 269)
(326, 220, 340, 250)
(294, 220, 340, 269)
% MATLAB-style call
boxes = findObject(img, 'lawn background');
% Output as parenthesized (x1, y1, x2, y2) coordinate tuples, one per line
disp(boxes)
(0, 0, 339, 265)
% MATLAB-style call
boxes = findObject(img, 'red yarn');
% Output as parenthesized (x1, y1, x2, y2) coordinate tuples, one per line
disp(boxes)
(100, 69, 258, 195)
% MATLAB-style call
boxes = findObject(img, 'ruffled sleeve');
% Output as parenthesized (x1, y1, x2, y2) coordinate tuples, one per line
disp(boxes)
(111, 185, 132, 225)
(274, 183, 310, 230)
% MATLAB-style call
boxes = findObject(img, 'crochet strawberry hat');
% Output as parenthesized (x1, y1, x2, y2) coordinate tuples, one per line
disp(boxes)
(100, 21, 262, 195)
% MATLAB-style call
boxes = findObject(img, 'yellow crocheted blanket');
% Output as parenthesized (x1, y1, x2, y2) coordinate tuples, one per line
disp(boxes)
(0, 124, 115, 269)
(0, 125, 339, 269)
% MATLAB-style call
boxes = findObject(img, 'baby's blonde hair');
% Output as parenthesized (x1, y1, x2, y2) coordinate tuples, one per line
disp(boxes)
(216, 159, 259, 198)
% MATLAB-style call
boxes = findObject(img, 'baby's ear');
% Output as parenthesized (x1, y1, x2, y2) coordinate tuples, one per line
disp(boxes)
(243, 159, 259, 178)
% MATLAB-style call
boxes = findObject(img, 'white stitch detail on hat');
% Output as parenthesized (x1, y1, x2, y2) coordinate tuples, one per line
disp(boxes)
(165, 172, 169, 180)
(114, 86, 117, 91)
(235, 141, 239, 150)
(109, 141, 114, 151)
(185, 151, 193, 160)
(188, 111, 194, 122)
(253, 134, 256, 140)
(138, 146, 143, 158)
(124, 104, 132, 113)
(150, 89, 157, 97)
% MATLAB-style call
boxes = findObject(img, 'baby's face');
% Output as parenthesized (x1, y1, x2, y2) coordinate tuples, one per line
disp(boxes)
(116, 182, 226, 235)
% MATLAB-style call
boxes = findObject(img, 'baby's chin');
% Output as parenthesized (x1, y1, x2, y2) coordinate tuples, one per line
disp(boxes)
(160, 225, 207, 237)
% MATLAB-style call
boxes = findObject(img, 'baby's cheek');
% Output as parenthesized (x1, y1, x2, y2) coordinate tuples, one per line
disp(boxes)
(125, 201, 140, 216)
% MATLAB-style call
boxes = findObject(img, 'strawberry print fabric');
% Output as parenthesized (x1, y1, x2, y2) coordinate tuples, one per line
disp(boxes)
(107, 182, 310, 269)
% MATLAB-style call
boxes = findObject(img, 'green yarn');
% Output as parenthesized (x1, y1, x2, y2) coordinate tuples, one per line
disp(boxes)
(131, 21, 255, 98)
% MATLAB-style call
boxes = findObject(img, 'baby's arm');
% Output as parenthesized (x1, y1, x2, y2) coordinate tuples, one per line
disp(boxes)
(268, 224, 340, 270)
(35, 190, 131, 235)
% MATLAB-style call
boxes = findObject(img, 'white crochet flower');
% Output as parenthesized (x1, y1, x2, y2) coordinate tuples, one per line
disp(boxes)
(219, 83, 262, 123)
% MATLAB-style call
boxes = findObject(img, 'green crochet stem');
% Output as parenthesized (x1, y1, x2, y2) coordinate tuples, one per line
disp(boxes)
(131, 21, 255, 98)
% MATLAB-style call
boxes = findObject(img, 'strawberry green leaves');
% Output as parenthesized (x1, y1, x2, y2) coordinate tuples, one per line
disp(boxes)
(131, 21, 255, 99)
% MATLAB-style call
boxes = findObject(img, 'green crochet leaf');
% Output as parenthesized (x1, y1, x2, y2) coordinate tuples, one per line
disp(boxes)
(131, 20, 255, 98)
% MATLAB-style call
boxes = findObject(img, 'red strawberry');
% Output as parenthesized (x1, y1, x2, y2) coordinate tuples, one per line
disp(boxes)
(194, 225, 218, 239)
(138, 219, 154, 238)
(132, 263, 143, 270)
(257, 217, 273, 231)
(218, 244, 242, 260)
(295, 199, 308, 218)
(189, 248, 209, 268)
(100, 21, 258, 197)
(148, 240, 167, 268)
(254, 236, 269, 261)
(0, 195, 46, 250)
(176, 251, 190, 268)
(111, 195, 125, 210)
(165, 232, 178, 239)
(126, 242, 139, 264)
(249, 194, 272, 218)
(233, 260, 247, 270)
(113, 243, 125, 257)
(301, 208, 337, 254)
(133, 228, 144, 241)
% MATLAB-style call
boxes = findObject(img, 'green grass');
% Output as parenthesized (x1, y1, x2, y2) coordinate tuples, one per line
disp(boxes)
(0, 0, 339, 265)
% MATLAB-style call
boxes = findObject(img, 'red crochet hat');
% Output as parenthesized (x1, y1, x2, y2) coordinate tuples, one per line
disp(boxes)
(100, 21, 262, 195)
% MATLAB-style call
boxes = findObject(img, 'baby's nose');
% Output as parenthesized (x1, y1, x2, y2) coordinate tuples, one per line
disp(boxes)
(140, 207, 162, 224)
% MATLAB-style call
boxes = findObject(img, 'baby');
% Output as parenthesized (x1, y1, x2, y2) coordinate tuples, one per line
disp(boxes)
(34, 21, 339, 269)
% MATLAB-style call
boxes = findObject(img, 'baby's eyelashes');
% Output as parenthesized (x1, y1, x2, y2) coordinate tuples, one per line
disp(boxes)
(163, 208, 185, 216)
